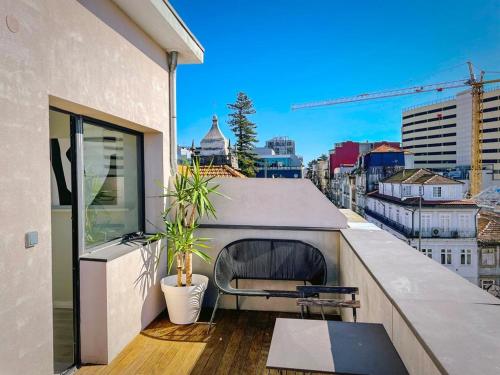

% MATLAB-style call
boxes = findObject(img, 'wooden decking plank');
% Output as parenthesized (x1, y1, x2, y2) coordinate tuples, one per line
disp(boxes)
(214, 310, 250, 375)
(190, 309, 236, 375)
(77, 309, 340, 375)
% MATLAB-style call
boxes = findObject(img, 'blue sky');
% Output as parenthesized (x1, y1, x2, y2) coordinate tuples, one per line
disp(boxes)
(170, 0, 500, 162)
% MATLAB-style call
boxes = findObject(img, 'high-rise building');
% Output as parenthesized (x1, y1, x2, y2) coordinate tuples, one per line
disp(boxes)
(265, 136, 295, 155)
(402, 88, 500, 184)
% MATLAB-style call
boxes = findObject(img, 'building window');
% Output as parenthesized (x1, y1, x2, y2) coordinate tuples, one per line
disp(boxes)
(83, 121, 143, 248)
(418, 185, 424, 196)
(441, 249, 452, 265)
(421, 214, 432, 234)
(402, 185, 411, 196)
(439, 214, 451, 233)
(481, 248, 496, 266)
(432, 186, 442, 198)
(421, 248, 433, 258)
(458, 214, 470, 234)
(460, 249, 472, 265)
(481, 279, 495, 290)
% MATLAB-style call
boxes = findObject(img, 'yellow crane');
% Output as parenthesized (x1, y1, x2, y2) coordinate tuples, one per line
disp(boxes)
(292, 62, 500, 196)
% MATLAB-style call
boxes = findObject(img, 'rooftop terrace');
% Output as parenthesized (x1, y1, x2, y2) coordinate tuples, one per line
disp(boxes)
(77, 179, 499, 375)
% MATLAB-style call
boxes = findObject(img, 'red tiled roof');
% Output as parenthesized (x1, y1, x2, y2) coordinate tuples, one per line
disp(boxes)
(178, 164, 246, 178)
(478, 211, 500, 244)
(371, 144, 401, 153)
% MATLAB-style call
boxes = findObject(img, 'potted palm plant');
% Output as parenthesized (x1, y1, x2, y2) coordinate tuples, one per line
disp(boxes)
(149, 161, 223, 324)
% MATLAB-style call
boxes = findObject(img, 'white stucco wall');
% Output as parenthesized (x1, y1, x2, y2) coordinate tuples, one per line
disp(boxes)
(80, 242, 166, 364)
(0, 0, 185, 372)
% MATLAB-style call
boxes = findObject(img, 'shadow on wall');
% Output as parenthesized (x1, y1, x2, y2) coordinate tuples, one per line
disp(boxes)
(134, 240, 166, 327)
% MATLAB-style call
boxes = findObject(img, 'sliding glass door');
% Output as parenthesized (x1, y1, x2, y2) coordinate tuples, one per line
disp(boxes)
(49, 109, 144, 373)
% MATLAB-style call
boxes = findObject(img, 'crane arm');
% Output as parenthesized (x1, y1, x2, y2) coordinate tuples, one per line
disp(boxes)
(292, 80, 469, 110)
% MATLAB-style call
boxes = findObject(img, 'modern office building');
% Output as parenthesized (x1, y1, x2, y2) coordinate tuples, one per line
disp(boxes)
(254, 147, 304, 178)
(402, 88, 500, 185)
(265, 136, 296, 155)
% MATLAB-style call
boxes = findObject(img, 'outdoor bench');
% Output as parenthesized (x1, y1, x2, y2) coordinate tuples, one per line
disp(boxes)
(207, 238, 328, 332)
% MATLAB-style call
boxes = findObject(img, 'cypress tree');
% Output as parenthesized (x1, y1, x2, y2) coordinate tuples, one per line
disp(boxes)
(227, 92, 258, 176)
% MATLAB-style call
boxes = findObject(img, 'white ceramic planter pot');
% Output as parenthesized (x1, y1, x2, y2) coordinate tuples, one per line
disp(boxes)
(161, 274, 209, 325)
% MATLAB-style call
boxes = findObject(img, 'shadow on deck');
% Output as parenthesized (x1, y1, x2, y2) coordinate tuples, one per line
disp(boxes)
(77, 309, 340, 375)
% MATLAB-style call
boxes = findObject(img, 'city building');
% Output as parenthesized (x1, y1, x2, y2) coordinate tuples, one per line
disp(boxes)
(364, 169, 480, 284)
(477, 210, 500, 297)
(310, 157, 330, 193)
(197, 115, 238, 169)
(255, 149, 304, 178)
(254, 141, 304, 179)
(265, 136, 296, 155)
(329, 142, 407, 211)
(177, 145, 193, 165)
(329, 141, 400, 176)
(402, 88, 500, 187)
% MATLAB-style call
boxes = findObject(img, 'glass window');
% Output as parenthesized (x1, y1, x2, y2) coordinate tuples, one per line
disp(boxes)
(441, 249, 452, 265)
(432, 186, 442, 198)
(481, 248, 496, 266)
(421, 248, 433, 258)
(460, 249, 472, 265)
(83, 122, 142, 248)
(402, 185, 412, 196)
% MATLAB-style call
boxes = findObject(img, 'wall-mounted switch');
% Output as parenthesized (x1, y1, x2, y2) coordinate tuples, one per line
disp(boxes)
(25, 231, 38, 248)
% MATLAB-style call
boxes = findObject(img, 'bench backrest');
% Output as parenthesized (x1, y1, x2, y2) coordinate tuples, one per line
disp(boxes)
(214, 239, 327, 291)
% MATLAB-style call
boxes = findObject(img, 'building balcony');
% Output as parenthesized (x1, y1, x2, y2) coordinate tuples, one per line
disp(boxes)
(364, 208, 476, 239)
(77, 179, 499, 375)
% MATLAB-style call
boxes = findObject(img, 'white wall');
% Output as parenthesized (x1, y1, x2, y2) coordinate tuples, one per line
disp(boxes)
(80, 242, 166, 364)
(0, 1, 175, 373)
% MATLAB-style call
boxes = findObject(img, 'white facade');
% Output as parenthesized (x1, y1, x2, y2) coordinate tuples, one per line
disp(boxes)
(365, 173, 479, 284)
(402, 88, 500, 184)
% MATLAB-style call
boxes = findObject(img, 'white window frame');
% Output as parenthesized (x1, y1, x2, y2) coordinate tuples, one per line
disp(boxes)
(432, 186, 442, 198)
(441, 249, 452, 265)
(402, 185, 412, 197)
(439, 214, 451, 233)
(421, 248, 433, 259)
(460, 249, 472, 265)
(481, 248, 496, 267)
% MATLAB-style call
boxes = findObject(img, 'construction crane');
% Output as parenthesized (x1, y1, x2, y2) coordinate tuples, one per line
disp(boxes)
(292, 62, 500, 196)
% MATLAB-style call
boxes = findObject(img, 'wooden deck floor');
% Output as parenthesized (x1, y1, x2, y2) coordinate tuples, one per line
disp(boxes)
(77, 309, 339, 375)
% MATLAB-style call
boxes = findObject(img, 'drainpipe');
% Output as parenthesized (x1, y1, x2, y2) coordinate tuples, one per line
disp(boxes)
(168, 51, 178, 176)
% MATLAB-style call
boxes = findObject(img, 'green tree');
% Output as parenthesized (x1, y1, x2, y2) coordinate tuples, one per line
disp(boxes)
(227, 92, 258, 176)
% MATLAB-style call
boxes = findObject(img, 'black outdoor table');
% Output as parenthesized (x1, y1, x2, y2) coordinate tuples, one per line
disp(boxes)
(266, 318, 408, 374)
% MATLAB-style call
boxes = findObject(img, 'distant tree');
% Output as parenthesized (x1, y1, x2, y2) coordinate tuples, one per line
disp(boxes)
(227, 92, 258, 176)
(318, 154, 328, 161)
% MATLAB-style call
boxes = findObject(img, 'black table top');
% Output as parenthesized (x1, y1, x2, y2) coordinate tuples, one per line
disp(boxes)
(266, 318, 408, 374)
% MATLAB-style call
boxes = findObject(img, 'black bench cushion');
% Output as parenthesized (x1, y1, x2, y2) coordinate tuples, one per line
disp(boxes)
(214, 239, 327, 295)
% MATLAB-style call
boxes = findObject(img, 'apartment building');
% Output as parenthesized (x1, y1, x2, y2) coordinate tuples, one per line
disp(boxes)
(477, 210, 500, 296)
(402, 88, 500, 185)
(365, 169, 480, 284)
